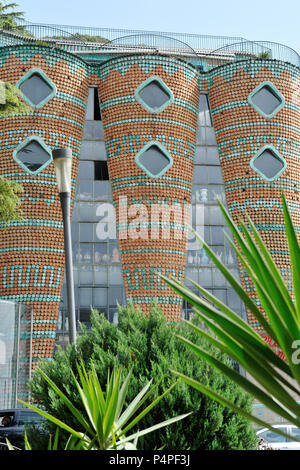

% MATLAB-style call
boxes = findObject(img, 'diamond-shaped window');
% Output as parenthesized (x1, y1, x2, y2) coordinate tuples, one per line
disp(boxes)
(17, 68, 56, 109)
(250, 145, 286, 181)
(248, 81, 284, 118)
(135, 141, 173, 178)
(135, 76, 173, 113)
(13, 136, 53, 175)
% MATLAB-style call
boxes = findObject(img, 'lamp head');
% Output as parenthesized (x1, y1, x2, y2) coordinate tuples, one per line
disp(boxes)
(52, 148, 72, 193)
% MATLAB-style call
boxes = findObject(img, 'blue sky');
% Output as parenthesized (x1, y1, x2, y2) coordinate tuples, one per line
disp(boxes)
(16, 0, 300, 53)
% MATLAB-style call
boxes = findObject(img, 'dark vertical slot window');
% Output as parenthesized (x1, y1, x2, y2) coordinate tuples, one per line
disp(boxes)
(95, 161, 109, 180)
(94, 88, 101, 121)
(86, 87, 101, 121)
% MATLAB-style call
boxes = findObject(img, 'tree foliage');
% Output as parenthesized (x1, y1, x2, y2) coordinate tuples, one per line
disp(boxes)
(0, 82, 32, 222)
(0, 82, 32, 117)
(162, 193, 300, 441)
(28, 304, 257, 450)
(0, 177, 23, 221)
(0, 1, 25, 30)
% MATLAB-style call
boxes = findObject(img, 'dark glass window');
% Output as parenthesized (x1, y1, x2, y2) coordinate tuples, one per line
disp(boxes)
(252, 149, 285, 180)
(95, 161, 109, 180)
(16, 140, 51, 172)
(138, 144, 171, 177)
(138, 80, 171, 111)
(251, 85, 282, 116)
(86, 87, 101, 121)
(19, 73, 54, 106)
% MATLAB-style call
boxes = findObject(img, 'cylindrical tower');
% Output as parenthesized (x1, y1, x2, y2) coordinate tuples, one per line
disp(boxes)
(208, 58, 300, 343)
(99, 54, 199, 320)
(0, 44, 89, 364)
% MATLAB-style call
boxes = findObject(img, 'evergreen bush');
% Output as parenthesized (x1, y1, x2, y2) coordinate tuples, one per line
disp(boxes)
(28, 304, 257, 450)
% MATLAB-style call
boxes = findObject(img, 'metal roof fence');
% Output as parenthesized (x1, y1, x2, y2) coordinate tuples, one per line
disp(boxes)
(0, 18, 299, 67)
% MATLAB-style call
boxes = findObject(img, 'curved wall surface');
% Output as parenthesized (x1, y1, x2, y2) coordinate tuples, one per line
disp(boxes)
(208, 59, 300, 341)
(0, 45, 89, 364)
(98, 55, 199, 321)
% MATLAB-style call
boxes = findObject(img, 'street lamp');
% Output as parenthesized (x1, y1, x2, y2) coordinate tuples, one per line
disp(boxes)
(52, 148, 76, 344)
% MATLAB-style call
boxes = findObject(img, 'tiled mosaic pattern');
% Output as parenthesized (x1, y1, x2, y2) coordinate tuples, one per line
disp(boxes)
(98, 55, 199, 320)
(0, 45, 90, 365)
(1, 43, 300, 362)
(208, 59, 300, 343)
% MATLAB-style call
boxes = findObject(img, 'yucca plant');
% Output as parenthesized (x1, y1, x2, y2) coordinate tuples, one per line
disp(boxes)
(19, 361, 190, 450)
(162, 193, 300, 442)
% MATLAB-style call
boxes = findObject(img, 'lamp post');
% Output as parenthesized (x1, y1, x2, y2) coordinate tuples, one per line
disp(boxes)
(52, 148, 76, 344)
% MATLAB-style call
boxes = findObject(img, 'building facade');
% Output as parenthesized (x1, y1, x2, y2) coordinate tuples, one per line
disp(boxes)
(0, 27, 299, 385)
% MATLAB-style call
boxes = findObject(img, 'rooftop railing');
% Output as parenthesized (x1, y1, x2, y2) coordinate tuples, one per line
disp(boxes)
(0, 19, 299, 67)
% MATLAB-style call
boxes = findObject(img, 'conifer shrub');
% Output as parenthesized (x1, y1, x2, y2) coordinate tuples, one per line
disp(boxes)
(28, 304, 257, 450)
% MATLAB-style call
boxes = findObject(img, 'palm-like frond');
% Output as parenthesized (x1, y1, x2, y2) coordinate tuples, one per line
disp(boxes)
(162, 192, 300, 440)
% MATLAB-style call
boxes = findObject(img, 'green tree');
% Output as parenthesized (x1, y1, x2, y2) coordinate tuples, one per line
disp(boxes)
(0, 1, 25, 30)
(28, 304, 257, 450)
(0, 82, 32, 222)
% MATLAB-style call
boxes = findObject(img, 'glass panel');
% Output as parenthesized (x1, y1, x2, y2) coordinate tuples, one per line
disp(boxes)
(94, 265, 108, 284)
(290, 428, 300, 440)
(138, 145, 171, 176)
(79, 224, 93, 242)
(194, 147, 206, 164)
(85, 88, 94, 120)
(199, 268, 212, 286)
(93, 288, 108, 306)
(206, 127, 217, 145)
(193, 166, 207, 185)
(109, 266, 123, 284)
(94, 141, 106, 160)
(79, 202, 94, 221)
(78, 161, 94, 179)
(138, 80, 171, 110)
(198, 95, 207, 126)
(211, 226, 224, 245)
(72, 202, 79, 221)
(79, 308, 91, 324)
(94, 244, 109, 263)
(78, 180, 93, 200)
(20, 73, 53, 106)
(94, 161, 109, 180)
(185, 268, 198, 285)
(208, 166, 223, 184)
(79, 266, 93, 285)
(17, 140, 50, 172)
(251, 86, 281, 115)
(71, 223, 78, 242)
(260, 429, 287, 443)
(109, 287, 124, 305)
(196, 126, 205, 145)
(79, 288, 93, 307)
(94, 181, 108, 200)
(109, 244, 121, 264)
(94, 122, 104, 140)
(207, 147, 219, 164)
(210, 206, 224, 225)
(212, 289, 227, 303)
(80, 141, 94, 159)
(83, 122, 93, 139)
(253, 149, 284, 179)
(79, 244, 93, 263)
